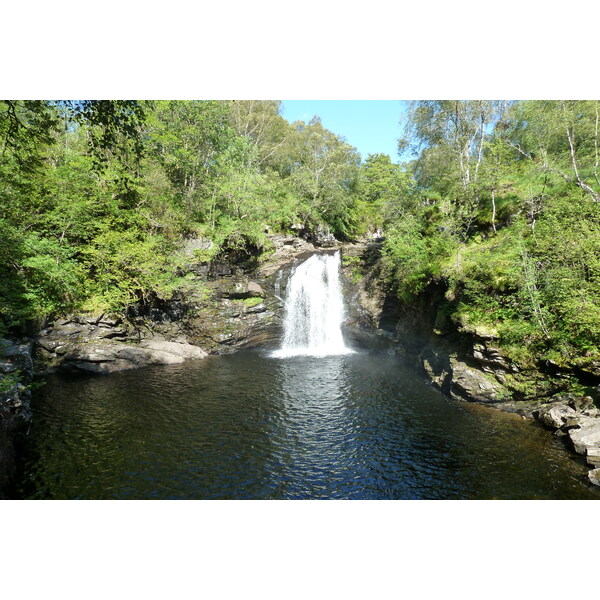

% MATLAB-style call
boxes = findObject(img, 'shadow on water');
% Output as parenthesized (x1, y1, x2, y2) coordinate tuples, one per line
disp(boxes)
(11, 344, 600, 500)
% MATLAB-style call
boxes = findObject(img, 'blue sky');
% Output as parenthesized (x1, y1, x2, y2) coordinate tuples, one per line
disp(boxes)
(281, 100, 409, 163)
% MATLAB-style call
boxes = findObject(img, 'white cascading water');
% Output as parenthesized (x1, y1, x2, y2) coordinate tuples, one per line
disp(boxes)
(272, 251, 354, 358)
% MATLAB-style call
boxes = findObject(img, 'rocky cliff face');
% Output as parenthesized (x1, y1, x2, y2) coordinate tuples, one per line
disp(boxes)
(340, 242, 600, 405)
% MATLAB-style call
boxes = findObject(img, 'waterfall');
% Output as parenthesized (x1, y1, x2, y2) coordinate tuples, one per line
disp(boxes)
(272, 251, 353, 358)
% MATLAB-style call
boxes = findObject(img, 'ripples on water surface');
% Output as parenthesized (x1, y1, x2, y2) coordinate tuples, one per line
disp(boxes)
(14, 349, 600, 499)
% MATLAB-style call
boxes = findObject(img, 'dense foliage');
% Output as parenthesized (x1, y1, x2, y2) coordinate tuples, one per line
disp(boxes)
(0, 100, 363, 332)
(1, 99, 599, 372)
(381, 100, 600, 368)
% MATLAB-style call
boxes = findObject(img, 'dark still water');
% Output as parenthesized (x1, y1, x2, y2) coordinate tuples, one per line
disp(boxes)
(13, 349, 600, 499)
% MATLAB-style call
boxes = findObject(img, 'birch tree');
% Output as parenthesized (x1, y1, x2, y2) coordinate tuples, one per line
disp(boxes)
(507, 100, 600, 202)
(400, 100, 504, 238)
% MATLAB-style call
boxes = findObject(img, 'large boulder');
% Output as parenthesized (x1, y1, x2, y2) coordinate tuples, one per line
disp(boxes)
(62, 339, 208, 374)
(538, 403, 578, 430)
(568, 420, 600, 455)
(35, 316, 209, 376)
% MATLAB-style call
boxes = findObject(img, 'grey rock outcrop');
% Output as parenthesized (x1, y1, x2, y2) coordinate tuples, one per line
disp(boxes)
(448, 357, 511, 402)
(1, 338, 34, 424)
(35, 313, 209, 375)
(310, 226, 337, 248)
(533, 399, 600, 486)
(538, 404, 578, 430)
(588, 468, 600, 487)
(257, 235, 316, 278)
(53, 338, 208, 375)
(418, 348, 511, 404)
(568, 420, 600, 456)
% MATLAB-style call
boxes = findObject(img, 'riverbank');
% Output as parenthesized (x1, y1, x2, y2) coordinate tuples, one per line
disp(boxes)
(339, 239, 600, 487)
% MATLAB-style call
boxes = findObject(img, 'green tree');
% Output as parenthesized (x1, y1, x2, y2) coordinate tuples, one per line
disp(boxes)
(402, 100, 505, 238)
(146, 100, 235, 220)
(507, 100, 600, 202)
(287, 117, 361, 238)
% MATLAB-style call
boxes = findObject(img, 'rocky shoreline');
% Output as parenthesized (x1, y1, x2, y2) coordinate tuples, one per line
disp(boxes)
(339, 239, 600, 488)
(30, 235, 320, 376)
(0, 234, 319, 495)
(0, 338, 34, 495)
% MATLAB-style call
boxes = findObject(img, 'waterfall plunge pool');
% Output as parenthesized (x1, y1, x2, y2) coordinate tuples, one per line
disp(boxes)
(12, 347, 600, 499)
(10, 251, 600, 499)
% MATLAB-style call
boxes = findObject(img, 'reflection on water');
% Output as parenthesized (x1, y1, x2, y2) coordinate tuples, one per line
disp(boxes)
(12, 349, 600, 499)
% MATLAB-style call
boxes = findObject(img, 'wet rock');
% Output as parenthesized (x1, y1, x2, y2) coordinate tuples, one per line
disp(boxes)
(420, 348, 452, 394)
(588, 468, 600, 487)
(568, 420, 600, 455)
(538, 404, 578, 430)
(586, 448, 600, 468)
(69, 360, 135, 375)
(56, 339, 208, 374)
(35, 306, 210, 376)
